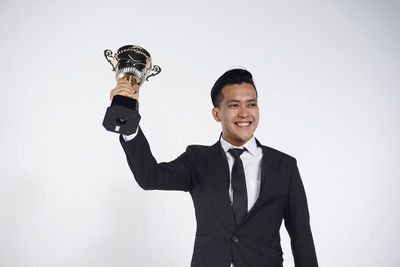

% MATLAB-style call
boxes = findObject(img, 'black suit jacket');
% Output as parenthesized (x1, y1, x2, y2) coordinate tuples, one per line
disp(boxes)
(120, 128, 318, 267)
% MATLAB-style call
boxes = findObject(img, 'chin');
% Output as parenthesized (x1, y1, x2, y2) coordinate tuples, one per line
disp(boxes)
(238, 130, 254, 139)
(241, 135, 253, 143)
(223, 127, 255, 145)
(235, 133, 253, 144)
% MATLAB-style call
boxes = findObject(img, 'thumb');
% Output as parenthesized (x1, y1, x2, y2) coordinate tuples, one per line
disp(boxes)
(133, 84, 140, 94)
(133, 84, 140, 91)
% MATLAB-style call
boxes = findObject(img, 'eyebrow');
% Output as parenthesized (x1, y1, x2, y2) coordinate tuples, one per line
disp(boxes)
(226, 98, 258, 103)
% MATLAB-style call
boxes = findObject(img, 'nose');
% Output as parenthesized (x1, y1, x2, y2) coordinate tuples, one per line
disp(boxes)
(238, 106, 249, 117)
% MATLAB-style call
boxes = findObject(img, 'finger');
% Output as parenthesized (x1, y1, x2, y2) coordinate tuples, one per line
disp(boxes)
(132, 84, 140, 92)
(118, 84, 139, 96)
(110, 88, 134, 101)
(116, 79, 132, 85)
(116, 82, 140, 93)
(116, 81, 134, 90)
(111, 88, 134, 97)
(114, 83, 136, 94)
(114, 86, 134, 95)
(116, 79, 137, 88)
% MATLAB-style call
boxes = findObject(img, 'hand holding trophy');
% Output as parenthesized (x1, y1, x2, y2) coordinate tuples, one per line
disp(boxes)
(110, 79, 140, 101)
(102, 45, 161, 135)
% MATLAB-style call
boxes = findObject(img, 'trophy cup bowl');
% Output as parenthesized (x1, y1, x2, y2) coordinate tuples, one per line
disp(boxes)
(102, 45, 161, 135)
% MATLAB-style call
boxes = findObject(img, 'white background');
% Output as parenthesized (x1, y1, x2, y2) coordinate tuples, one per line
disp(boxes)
(1, 0, 399, 266)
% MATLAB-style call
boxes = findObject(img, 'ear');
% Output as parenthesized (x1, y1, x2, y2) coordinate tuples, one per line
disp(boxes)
(212, 107, 221, 122)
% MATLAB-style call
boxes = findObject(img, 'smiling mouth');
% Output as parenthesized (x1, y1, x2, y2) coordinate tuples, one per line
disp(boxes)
(235, 121, 252, 128)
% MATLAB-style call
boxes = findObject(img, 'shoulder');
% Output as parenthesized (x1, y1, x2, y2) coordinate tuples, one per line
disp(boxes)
(185, 144, 212, 153)
(183, 141, 222, 158)
(261, 144, 297, 165)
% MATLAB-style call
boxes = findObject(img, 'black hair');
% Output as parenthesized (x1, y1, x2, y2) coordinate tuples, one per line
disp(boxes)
(210, 68, 257, 107)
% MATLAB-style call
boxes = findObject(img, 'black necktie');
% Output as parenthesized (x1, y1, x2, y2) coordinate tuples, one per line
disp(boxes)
(228, 148, 248, 225)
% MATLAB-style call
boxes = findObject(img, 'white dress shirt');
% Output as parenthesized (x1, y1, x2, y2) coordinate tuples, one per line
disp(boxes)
(220, 136, 263, 213)
(123, 132, 264, 267)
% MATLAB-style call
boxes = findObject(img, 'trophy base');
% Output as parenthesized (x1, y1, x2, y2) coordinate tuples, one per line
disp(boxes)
(102, 95, 141, 135)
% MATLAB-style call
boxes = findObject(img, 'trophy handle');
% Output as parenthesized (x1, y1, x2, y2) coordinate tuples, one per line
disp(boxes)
(104, 49, 116, 71)
(145, 65, 161, 81)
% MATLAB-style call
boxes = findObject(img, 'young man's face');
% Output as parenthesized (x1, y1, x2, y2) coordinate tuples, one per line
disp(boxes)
(212, 83, 259, 146)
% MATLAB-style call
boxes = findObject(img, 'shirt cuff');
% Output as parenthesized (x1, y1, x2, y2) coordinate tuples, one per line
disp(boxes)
(122, 126, 139, 142)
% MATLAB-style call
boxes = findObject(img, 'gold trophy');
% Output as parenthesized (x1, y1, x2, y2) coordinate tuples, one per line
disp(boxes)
(103, 45, 161, 135)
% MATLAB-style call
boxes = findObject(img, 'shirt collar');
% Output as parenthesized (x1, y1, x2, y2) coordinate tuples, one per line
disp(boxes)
(220, 135, 258, 156)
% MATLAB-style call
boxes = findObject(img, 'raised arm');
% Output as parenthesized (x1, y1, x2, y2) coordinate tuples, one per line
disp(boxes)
(110, 79, 192, 192)
(119, 128, 192, 191)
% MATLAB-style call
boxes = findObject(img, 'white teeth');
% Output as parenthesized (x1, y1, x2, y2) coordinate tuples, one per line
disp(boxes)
(237, 122, 250, 127)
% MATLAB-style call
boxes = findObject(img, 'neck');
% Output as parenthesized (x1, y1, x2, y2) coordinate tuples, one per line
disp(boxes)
(221, 134, 251, 147)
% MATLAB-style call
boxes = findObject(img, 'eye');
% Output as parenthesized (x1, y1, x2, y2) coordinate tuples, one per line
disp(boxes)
(228, 103, 239, 108)
(248, 102, 258, 107)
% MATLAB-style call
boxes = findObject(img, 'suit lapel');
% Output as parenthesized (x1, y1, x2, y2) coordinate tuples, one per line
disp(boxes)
(257, 138, 268, 192)
(238, 138, 273, 227)
(205, 141, 236, 232)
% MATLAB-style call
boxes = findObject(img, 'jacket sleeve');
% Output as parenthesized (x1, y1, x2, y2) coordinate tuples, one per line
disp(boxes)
(119, 127, 192, 192)
(283, 159, 318, 267)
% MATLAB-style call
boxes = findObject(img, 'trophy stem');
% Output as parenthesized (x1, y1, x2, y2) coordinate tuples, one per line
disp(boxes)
(121, 75, 137, 86)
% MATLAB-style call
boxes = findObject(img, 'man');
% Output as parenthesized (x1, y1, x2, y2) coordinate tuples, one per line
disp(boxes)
(110, 69, 318, 267)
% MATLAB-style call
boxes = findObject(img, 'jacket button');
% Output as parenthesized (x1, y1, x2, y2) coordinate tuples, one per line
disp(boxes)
(232, 235, 239, 243)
